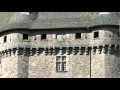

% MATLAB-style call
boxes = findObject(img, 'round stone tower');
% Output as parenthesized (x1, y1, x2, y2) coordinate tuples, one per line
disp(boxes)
(0, 12, 119, 78)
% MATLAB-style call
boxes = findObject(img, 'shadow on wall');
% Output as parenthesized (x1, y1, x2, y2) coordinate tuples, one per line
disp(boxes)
(104, 45, 120, 78)
(11, 45, 119, 78)
(17, 48, 30, 78)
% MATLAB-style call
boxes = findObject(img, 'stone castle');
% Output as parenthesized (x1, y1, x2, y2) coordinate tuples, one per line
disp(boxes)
(0, 12, 119, 78)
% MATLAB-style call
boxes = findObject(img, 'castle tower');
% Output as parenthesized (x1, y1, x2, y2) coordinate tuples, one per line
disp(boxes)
(0, 12, 119, 78)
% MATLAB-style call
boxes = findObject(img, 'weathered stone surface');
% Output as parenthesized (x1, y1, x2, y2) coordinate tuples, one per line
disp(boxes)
(0, 12, 119, 78)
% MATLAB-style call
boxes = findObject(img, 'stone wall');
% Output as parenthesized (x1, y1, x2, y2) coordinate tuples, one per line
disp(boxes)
(28, 48, 90, 78)
(0, 46, 119, 78)
(0, 27, 119, 51)
(0, 53, 17, 78)
(0, 26, 119, 78)
(91, 47, 106, 78)
(105, 47, 120, 78)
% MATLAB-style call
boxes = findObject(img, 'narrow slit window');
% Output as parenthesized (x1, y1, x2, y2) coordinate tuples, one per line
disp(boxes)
(94, 32, 99, 38)
(4, 36, 7, 43)
(34, 36, 36, 40)
(23, 34, 28, 40)
(118, 32, 120, 37)
(76, 33, 81, 39)
(41, 34, 46, 40)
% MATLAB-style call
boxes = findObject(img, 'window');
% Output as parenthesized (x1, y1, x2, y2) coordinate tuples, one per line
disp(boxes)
(23, 34, 28, 40)
(76, 33, 81, 39)
(20, 12, 30, 15)
(56, 56, 67, 72)
(41, 34, 46, 40)
(94, 32, 99, 38)
(99, 12, 110, 15)
(4, 36, 7, 43)
(118, 32, 120, 37)
(56, 33, 66, 41)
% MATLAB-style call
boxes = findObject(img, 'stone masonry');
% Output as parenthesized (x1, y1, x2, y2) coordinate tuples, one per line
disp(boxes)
(0, 12, 119, 78)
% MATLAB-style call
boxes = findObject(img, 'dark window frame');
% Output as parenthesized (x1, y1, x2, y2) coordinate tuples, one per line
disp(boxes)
(23, 34, 29, 40)
(4, 36, 7, 43)
(94, 31, 99, 38)
(118, 32, 120, 37)
(75, 33, 81, 39)
(56, 56, 67, 72)
(41, 34, 47, 40)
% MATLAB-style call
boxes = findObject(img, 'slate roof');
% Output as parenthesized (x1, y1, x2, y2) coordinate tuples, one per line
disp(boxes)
(0, 12, 119, 33)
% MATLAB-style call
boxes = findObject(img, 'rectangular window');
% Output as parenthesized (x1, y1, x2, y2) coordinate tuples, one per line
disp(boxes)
(118, 32, 120, 37)
(56, 33, 66, 41)
(41, 34, 46, 40)
(76, 33, 81, 39)
(94, 32, 99, 38)
(4, 36, 7, 43)
(56, 56, 67, 72)
(23, 34, 28, 40)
